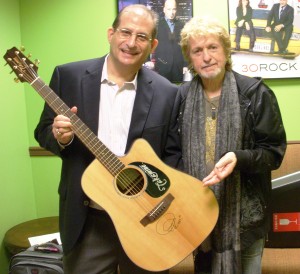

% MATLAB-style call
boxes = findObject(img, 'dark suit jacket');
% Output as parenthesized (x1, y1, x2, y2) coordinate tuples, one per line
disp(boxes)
(266, 3, 294, 30)
(235, 6, 254, 26)
(34, 56, 181, 254)
(234, 5, 256, 44)
(154, 17, 186, 82)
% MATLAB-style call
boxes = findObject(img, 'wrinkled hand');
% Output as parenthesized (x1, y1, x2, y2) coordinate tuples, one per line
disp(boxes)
(52, 106, 77, 145)
(202, 152, 237, 186)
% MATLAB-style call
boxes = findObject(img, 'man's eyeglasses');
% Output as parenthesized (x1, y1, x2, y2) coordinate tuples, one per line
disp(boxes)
(115, 28, 152, 43)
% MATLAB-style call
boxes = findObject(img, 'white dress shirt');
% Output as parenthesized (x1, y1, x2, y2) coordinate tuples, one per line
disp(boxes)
(90, 56, 137, 210)
(98, 55, 137, 157)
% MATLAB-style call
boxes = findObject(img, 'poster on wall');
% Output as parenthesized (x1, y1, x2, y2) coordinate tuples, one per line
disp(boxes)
(228, 0, 300, 78)
(118, 0, 193, 83)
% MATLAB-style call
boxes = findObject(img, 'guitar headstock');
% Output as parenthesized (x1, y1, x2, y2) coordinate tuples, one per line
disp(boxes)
(3, 47, 39, 84)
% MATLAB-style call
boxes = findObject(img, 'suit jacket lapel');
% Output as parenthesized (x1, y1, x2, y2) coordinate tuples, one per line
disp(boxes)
(126, 68, 154, 152)
(81, 58, 105, 135)
(281, 5, 290, 17)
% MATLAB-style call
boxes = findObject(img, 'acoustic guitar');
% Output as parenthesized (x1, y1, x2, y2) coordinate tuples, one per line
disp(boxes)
(4, 47, 219, 271)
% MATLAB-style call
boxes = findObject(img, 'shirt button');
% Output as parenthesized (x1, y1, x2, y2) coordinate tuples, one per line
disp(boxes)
(83, 200, 90, 206)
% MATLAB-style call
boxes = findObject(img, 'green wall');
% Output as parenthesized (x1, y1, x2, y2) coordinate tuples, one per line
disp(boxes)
(0, 0, 299, 273)
(0, 0, 36, 271)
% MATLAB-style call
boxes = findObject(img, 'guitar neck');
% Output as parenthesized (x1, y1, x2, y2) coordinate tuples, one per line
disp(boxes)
(32, 77, 124, 176)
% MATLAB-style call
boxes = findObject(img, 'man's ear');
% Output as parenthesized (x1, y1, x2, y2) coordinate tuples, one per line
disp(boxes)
(107, 27, 114, 43)
(150, 38, 159, 53)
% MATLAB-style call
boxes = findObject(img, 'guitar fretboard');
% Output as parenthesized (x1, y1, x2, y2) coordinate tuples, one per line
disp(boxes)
(32, 78, 124, 176)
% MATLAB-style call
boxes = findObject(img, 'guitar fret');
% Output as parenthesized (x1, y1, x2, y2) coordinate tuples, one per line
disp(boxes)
(34, 82, 46, 92)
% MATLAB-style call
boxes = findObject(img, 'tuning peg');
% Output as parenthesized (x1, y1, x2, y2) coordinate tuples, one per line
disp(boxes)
(20, 46, 25, 52)
(14, 78, 20, 83)
(4, 58, 12, 66)
(34, 59, 40, 66)
(27, 53, 32, 58)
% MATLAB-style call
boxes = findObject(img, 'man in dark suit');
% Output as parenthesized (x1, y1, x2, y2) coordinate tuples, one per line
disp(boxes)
(265, 0, 294, 54)
(153, 0, 187, 82)
(34, 4, 181, 274)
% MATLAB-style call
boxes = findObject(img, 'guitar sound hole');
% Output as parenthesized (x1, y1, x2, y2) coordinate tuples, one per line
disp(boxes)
(115, 168, 145, 197)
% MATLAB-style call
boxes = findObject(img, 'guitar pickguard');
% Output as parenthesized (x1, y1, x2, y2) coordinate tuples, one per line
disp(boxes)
(130, 162, 170, 198)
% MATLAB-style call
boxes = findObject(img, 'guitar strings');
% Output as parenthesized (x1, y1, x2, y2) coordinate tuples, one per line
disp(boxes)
(43, 81, 148, 200)
(39, 78, 152, 211)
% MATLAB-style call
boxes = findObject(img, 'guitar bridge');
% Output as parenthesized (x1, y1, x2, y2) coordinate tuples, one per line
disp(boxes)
(140, 193, 174, 226)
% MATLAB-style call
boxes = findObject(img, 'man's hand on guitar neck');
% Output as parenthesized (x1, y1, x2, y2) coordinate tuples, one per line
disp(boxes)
(52, 106, 77, 147)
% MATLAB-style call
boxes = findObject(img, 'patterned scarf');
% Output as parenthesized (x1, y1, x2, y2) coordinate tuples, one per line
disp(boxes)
(181, 71, 243, 273)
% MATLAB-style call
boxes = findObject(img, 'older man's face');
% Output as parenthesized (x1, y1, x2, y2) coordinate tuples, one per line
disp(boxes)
(188, 34, 227, 80)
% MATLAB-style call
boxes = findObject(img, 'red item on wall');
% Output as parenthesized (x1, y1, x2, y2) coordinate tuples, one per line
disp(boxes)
(273, 212, 300, 232)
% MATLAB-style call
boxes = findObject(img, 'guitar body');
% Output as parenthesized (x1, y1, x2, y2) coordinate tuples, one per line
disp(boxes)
(82, 139, 219, 271)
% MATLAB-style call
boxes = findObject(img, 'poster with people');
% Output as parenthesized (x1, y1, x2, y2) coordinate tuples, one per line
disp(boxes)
(228, 0, 300, 78)
(118, 0, 193, 83)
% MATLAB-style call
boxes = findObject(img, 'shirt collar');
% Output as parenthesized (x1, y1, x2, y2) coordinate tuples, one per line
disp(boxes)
(165, 17, 174, 24)
(101, 54, 138, 90)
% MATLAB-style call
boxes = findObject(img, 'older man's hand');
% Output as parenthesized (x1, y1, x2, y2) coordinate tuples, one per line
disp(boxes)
(202, 152, 237, 186)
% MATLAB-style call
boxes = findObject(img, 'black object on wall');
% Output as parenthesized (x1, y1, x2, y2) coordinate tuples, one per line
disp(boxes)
(266, 172, 300, 248)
